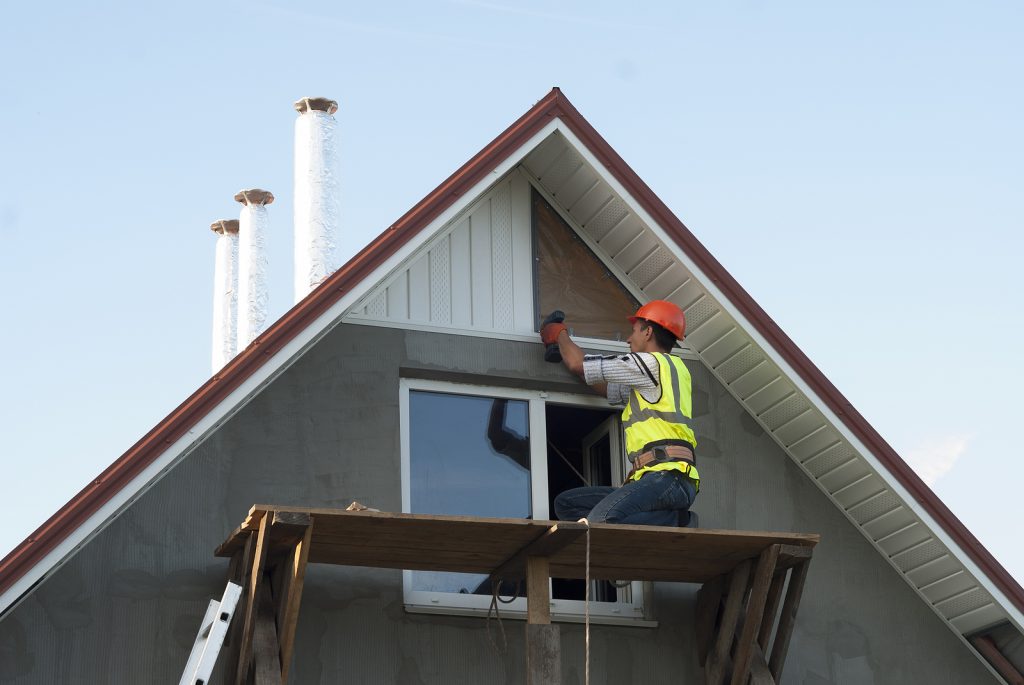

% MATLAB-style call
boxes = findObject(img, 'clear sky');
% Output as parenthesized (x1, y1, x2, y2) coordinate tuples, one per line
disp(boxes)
(2, 1, 1022, 590)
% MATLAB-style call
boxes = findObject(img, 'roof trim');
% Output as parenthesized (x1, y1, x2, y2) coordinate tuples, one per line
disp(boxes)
(2, 89, 1021, 619)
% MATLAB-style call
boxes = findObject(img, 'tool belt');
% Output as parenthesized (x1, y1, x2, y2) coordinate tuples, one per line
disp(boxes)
(631, 443, 695, 469)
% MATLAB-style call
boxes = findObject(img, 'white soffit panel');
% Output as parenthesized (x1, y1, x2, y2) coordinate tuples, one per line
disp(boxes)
(520, 127, 1020, 644)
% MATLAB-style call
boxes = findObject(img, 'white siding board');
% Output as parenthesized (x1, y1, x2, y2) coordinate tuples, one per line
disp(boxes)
(491, 183, 514, 329)
(387, 271, 409, 320)
(728, 364, 780, 402)
(645, 262, 689, 301)
(450, 218, 472, 327)
(470, 201, 493, 327)
(570, 181, 606, 224)
(788, 427, 841, 462)
(429, 236, 451, 324)
(700, 329, 748, 369)
(908, 556, 963, 588)
(408, 256, 430, 322)
(876, 522, 932, 557)
(556, 165, 596, 208)
(922, 572, 978, 605)
(863, 507, 917, 540)
(510, 171, 535, 332)
(599, 217, 644, 255)
(775, 412, 825, 448)
(950, 604, 1004, 634)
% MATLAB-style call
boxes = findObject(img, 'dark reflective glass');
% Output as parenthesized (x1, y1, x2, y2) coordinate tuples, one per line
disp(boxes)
(410, 391, 531, 594)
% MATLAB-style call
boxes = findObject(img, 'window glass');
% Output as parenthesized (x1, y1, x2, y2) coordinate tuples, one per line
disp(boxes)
(409, 391, 531, 593)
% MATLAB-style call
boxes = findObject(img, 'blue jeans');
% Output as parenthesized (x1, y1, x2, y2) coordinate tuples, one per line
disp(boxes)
(553, 470, 697, 526)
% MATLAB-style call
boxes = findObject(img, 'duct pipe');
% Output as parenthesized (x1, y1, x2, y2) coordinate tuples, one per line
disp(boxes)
(235, 188, 274, 348)
(293, 96, 340, 303)
(210, 219, 239, 373)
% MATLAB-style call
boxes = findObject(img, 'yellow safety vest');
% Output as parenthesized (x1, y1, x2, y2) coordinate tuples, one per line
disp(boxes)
(621, 353, 700, 486)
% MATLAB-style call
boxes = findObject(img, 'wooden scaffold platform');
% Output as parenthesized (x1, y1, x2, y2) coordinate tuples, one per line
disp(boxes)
(213, 505, 818, 685)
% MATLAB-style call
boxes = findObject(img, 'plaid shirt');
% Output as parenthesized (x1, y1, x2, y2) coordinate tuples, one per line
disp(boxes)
(582, 353, 662, 406)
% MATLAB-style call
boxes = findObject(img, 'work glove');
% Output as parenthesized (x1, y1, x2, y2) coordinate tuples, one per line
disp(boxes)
(540, 310, 566, 362)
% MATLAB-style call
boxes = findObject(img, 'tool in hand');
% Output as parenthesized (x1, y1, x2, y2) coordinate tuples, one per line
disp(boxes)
(541, 310, 566, 363)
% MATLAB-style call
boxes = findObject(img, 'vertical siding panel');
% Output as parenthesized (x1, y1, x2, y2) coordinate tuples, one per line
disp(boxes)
(450, 218, 472, 327)
(490, 182, 513, 329)
(366, 291, 387, 319)
(429, 235, 451, 324)
(470, 201, 492, 327)
(509, 171, 535, 332)
(407, 256, 430, 322)
(387, 271, 409, 320)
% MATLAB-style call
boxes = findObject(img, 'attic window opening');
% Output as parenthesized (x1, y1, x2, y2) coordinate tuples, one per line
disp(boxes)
(532, 188, 640, 341)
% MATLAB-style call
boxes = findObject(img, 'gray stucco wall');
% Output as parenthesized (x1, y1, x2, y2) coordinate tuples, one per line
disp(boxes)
(0, 323, 998, 684)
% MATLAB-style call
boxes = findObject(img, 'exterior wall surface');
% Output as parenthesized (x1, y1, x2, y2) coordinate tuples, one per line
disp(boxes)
(0, 323, 999, 684)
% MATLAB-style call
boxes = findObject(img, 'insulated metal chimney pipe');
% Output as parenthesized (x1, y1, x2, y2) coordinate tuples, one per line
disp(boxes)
(235, 188, 274, 348)
(210, 219, 239, 373)
(293, 96, 340, 303)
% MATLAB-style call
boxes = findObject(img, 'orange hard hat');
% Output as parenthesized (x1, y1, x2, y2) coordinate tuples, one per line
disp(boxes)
(629, 300, 686, 339)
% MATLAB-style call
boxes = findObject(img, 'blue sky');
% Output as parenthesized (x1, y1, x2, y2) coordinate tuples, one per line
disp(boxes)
(1, 1, 1022, 589)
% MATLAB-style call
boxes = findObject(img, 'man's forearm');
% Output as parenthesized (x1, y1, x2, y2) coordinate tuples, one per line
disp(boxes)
(556, 331, 608, 396)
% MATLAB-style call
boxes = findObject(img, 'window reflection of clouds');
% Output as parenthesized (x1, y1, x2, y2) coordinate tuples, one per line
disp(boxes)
(410, 391, 532, 593)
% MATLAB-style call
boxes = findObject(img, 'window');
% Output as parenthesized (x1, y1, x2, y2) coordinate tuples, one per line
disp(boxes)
(400, 378, 651, 624)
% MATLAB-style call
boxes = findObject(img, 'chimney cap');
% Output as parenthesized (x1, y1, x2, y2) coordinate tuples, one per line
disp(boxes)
(210, 219, 240, 234)
(234, 189, 275, 206)
(294, 97, 339, 115)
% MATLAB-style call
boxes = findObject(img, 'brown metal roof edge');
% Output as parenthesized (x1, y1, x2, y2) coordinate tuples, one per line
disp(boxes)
(2, 88, 1021, 621)
(0, 89, 567, 600)
(545, 93, 1024, 616)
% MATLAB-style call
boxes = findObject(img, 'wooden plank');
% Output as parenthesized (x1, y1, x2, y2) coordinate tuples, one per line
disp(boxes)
(526, 624, 561, 685)
(750, 644, 775, 685)
(526, 556, 551, 625)
(757, 571, 787, 652)
(705, 559, 751, 685)
(270, 515, 313, 685)
(234, 512, 272, 685)
(490, 522, 587, 581)
(731, 544, 781, 685)
(695, 574, 725, 666)
(525, 556, 559, 685)
(252, 580, 283, 685)
(769, 558, 811, 680)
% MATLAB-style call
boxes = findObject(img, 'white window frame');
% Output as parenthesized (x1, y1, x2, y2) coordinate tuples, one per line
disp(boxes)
(399, 377, 654, 626)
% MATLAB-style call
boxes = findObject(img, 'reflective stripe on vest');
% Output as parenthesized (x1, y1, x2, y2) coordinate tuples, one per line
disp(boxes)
(621, 353, 697, 461)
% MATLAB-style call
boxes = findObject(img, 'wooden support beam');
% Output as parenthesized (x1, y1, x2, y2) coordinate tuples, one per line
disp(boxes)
(749, 644, 775, 685)
(757, 571, 786, 652)
(525, 556, 560, 685)
(768, 557, 811, 681)
(233, 512, 272, 685)
(252, 580, 283, 685)
(490, 521, 587, 582)
(526, 556, 551, 625)
(695, 574, 725, 666)
(731, 544, 781, 685)
(705, 559, 751, 685)
(269, 513, 313, 685)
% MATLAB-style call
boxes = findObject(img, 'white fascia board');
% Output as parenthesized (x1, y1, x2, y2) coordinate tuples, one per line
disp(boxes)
(554, 122, 1024, 633)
